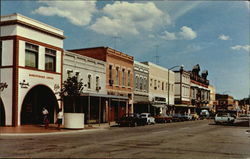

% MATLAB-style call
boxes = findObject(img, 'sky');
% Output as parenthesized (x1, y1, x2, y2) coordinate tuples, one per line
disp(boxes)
(1, 0, 250, 99)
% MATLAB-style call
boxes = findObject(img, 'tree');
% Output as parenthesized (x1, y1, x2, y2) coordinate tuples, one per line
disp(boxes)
(58, 75, 84, 113)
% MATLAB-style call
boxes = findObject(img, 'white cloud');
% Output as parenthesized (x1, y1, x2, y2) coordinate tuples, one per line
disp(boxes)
(179, 26, 197, 40)
(90, 2, 171, 36)
(245, 1, 250, 9)
(218, 34, 230, 40)
(231, 45, 250, 52)
(160, 26, 197, 40)
(160, 31, 177, 40)
(33, 1, 97, 26)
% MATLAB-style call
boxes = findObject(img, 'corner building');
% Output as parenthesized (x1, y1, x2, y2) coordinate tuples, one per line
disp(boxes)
(0, 13, 65, 126)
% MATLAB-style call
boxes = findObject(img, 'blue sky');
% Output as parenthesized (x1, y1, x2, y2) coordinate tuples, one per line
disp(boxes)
(2, 1, 250, 99)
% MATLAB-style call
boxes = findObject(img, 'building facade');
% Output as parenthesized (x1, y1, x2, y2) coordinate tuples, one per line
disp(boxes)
(174, 68, 193, 114)
(216, 94, 234, 112)
(0, 13, 65, 126)
(68, 47, 134, 122)
(190, 64, 210, 114)
(133, 61, 149, 114)
(208, 85, 216, 113)
(63, 51, 107, 124)
(142, 62, 175, 116)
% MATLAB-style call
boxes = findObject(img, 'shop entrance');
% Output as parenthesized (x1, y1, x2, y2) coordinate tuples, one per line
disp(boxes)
(0, 98, 5, 126)
(21, 85, 58, 125)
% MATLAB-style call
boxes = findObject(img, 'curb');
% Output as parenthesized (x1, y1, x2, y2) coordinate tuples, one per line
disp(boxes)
(0, 127, 109, 136)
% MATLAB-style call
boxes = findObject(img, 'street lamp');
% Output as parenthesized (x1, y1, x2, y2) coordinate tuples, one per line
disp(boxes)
(167, 65, 184, 115)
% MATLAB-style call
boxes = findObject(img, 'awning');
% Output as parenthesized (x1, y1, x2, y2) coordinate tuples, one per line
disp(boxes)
(80, 93, 129, 100)
(152, 104, 166, 108)
(175, 104, 196, 108)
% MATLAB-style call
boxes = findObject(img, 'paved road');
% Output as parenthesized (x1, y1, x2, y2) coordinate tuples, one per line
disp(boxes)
(0, 120, 250, 158)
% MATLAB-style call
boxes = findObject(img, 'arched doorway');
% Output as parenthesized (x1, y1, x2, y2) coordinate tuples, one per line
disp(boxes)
(21, 85, 58, 125)
(0, 98, 5, 126)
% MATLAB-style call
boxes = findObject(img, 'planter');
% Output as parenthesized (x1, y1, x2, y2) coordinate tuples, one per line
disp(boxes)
(64, 113, 84, 129)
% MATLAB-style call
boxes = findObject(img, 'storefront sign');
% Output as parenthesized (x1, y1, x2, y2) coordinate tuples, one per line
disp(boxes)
(19, 80, 29, 89)
(0, 82, 8, 92)
(29, 74, 54, 80)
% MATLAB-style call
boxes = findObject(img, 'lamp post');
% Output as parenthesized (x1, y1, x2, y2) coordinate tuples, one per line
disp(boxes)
(167, 65, 184, 115)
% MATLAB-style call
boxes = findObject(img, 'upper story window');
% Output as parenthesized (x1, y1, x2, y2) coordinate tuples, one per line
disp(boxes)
(109, 65, 112, 81)
(25, 43, 38, 68)
(122, 69, 125, 86)
(96, 76, 100, 90)
(150, 79, 153, 87)
(116, 67, 119, 85)
(144, 78, 147, 91)
(154, 80, 157, 90)
(162, 82, 164, 91)
(45, 48, 56, 72)
(140, 77, 143, 90)
(135, 76, 139, 89)
(88, 74, 92, 89)
(128, 70, 131, 87)
(0, 41, 2, 66)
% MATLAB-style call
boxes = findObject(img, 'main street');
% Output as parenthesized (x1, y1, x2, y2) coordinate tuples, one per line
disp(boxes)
(0, 120, 250, 159)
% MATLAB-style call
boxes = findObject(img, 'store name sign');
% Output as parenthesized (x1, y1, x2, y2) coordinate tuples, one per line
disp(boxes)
(29, 74, 54, 80)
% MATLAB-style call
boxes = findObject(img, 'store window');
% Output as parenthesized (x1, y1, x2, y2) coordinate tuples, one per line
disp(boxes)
(45, 48, 56, 72)
(25, 43, 38, 68)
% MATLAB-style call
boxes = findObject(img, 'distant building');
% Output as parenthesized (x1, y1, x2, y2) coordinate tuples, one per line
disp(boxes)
(216, 94, 234, 112)
(133, 61, 149, 114)
(68, 47, 134, 122)
(189, 64, 210, 114)
(0, 13, 65, 126)
(174, 67, 194, 115)
(208, 85, 216, 113)
(141, 62, 175, 116)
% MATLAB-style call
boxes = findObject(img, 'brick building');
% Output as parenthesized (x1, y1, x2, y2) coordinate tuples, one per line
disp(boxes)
(68, 47, 134, 122)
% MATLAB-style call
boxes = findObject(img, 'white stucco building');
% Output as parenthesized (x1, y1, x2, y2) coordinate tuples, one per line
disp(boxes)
(141, 62, 175, 115)
(0, 13, 65, 126)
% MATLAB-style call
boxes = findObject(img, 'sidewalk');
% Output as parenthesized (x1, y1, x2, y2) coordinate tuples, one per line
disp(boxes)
(0, 122, 117, 135)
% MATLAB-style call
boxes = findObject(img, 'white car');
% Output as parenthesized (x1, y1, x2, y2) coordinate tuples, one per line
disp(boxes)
(214, 112, 235, 125)
(140, 113, 155, 125)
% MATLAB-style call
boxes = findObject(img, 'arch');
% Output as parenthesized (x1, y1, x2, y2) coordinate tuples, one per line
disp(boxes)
(21, 85, 59, 125)
(0, 97, 5, 126)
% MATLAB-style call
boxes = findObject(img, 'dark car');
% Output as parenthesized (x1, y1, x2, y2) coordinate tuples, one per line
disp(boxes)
(172, 113, 185, 122)
(116, 113, 147, 127)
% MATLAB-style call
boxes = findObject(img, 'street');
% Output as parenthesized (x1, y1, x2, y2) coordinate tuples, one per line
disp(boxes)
(0, 120, 250, 159)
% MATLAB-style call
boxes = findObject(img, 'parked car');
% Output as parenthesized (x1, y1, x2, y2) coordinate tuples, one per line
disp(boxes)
(182, 114, 193, 121)
(140, 113, 155, 125)
(214, 112, 235, 125)
(116, 113, 147, 127)
(191, 113, 199, 120)
(237, 114, 250, 120)
(172, 113, 184, 122)
(154, 114, 173, 123)
(200, 109, 210, 119)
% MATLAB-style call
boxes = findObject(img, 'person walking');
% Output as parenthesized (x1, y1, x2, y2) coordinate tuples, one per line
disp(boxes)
(42, 107, 49, 129)
(56, 109, 63, 130)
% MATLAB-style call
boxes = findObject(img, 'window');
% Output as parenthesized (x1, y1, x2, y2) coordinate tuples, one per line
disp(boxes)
(162, 82, 164, 91)
(150, 79, 153, 87)
(45, 48, 56, 72)
(25, 43, 38, 68)
(136, 76, 139, 89)
(122, 69, 125, 86)
(109, 65, 112, 80)
(116, 67, 119, 85)
(128, 70, 131, 86)
(140, 77, 143, 90)
(154, 80, 157, 90)
(88, 74, 92, 89)
(0, 41, 2, 66)
(96, 76, 100, 90)
(144, 78, 147, 91)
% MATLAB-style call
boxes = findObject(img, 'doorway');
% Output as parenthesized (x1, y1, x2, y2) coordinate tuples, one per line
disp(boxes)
(21, 85, 58, 125)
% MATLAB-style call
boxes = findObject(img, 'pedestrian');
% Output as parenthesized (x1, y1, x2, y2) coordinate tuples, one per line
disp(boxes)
(56, 109, 63, 130)
(42, 107, 49, 129)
